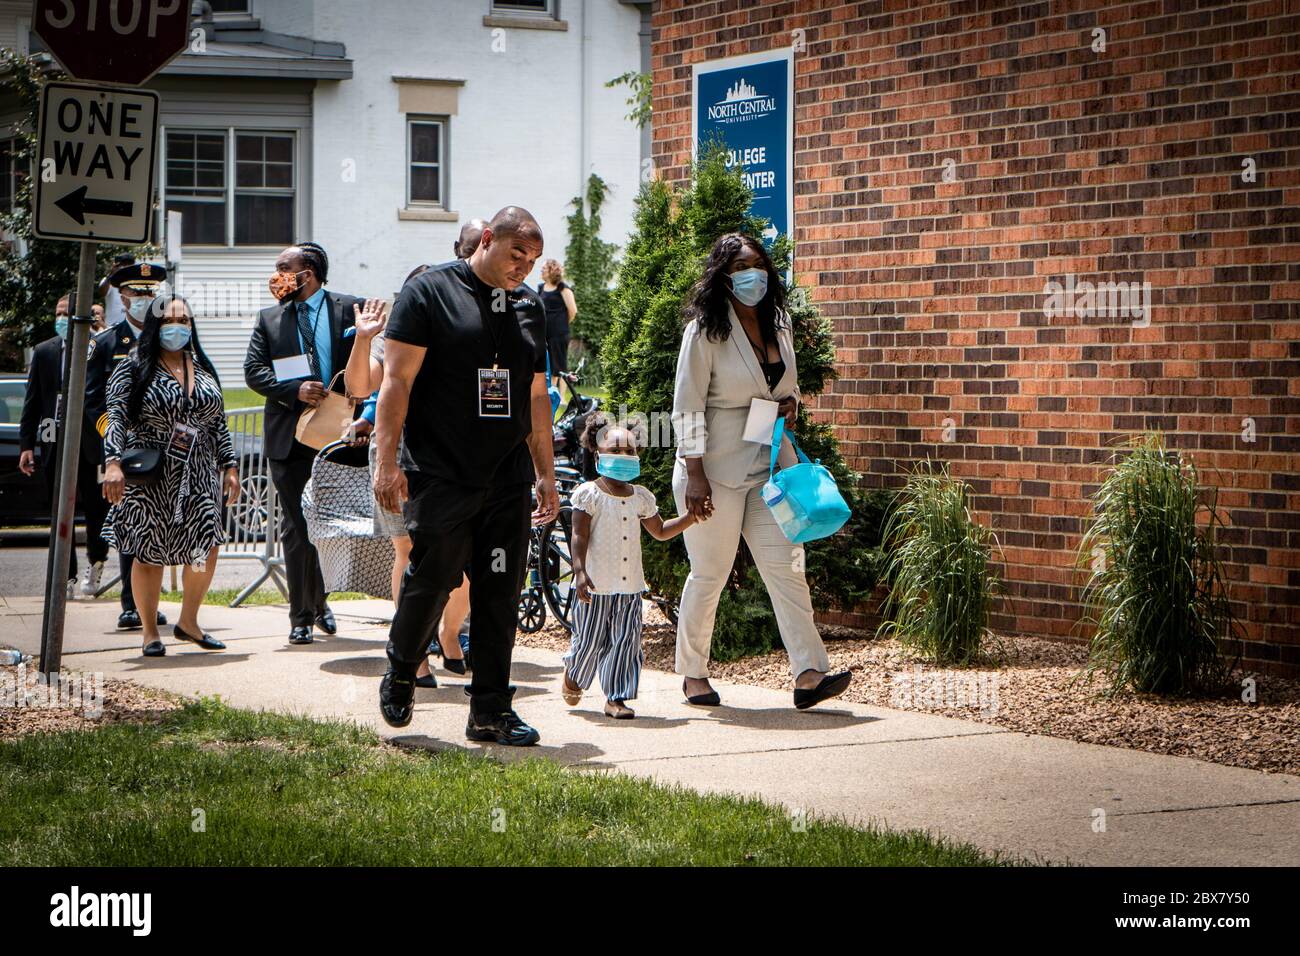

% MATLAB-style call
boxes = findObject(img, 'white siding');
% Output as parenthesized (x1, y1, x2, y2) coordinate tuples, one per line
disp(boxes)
(173, 251, 277, 384)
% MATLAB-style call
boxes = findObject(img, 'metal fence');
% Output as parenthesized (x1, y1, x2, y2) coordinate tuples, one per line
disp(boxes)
(221, 406, 287, 606)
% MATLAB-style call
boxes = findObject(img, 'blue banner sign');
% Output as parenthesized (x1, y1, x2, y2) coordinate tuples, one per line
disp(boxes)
(692, 48, 794, 251)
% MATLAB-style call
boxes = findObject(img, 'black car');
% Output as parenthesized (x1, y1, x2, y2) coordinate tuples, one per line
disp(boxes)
(0, 372, 56, 526)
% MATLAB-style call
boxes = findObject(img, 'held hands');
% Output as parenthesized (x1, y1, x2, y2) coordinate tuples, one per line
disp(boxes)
(777, 395, 798, 428)
(224, 467, 240, 506)
(685, 472, 714, 521)
(18, 449, 34, 477)
(532, 476, 559, 526)
(574, 567, 594, 605)
(374, 457, 408, 514)
(298, 380, 327, 407)
(353, 299, 388, 339)
(102, 461, 125, 505)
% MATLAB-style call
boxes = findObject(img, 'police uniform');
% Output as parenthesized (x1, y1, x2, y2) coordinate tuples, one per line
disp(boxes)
(18, 331, 111, 587)
(88, 263, 167, 626)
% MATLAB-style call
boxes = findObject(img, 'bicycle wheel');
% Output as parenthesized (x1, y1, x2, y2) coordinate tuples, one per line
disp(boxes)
(539, 506, 576, 631)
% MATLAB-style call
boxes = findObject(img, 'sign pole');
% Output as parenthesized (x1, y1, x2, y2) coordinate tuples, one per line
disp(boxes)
(39, 239, 97, 675)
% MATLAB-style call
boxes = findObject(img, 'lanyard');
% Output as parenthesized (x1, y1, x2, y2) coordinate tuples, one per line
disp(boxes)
(467, 266, 507, 369)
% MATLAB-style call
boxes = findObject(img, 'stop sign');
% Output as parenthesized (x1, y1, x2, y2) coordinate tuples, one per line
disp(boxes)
(33, 0, 192, 87)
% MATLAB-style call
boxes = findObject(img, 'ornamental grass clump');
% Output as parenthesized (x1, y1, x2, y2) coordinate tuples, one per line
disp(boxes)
(1078, 434, 1237, 697)
(878, 462, 997, 666)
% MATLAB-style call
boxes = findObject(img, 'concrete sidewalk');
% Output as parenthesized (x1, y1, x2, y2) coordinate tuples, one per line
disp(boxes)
(4, 593, 1298, 866)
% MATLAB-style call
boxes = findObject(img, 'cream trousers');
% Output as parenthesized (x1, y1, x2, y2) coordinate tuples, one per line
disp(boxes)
(672, 460, 830, 680)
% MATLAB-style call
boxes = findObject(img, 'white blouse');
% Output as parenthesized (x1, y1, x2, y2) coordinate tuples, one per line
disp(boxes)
(570, 480, 658, 594)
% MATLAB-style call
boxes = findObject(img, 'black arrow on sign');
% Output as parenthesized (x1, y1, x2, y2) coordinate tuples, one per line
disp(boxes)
(54, 185, 134, 225)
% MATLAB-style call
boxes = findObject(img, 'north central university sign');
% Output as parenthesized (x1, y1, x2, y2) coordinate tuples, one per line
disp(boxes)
(692, 48, 794, 252)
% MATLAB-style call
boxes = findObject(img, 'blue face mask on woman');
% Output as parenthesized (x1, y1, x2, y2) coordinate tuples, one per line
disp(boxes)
(54, 315, 69, 339)
(160, 324, 192, 352)
(596, 452, 641, 482)
(729, 268, 768, 307)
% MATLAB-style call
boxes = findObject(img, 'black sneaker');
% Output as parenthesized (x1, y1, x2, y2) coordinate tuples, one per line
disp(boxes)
(379, 669, 416, 728)
(466, 710, 540, 747)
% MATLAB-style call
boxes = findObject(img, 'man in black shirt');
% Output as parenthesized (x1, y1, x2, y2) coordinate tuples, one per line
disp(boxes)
(373, 206, 558, 745)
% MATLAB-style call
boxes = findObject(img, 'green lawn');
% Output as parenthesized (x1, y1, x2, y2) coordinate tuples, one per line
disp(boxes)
(0, 699, 1009, 866)
(222, 387, 261, 413)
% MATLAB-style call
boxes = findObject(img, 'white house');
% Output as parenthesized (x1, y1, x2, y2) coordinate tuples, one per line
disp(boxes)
(1, 0, 649, 378)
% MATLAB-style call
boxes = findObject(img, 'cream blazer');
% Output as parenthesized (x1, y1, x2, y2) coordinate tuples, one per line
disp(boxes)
(672, 304, 800, 488)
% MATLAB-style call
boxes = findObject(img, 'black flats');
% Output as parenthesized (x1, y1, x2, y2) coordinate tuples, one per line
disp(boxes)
(794, 671, 852, 710)
(415, 673, 438, 689)
(142, 640, 165, 657)
(683, 679, 721, 707)
(119, 609, 167, 630)
(173, 624, 225, 651)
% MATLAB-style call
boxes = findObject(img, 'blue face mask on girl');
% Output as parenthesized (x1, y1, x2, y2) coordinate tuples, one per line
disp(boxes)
(729, 268, 768, 307)
(596, 452, 641, 482)
(160, 324, 192, 352)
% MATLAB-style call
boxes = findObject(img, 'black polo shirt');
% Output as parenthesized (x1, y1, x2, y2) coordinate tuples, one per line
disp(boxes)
(385, 258, 546, 487)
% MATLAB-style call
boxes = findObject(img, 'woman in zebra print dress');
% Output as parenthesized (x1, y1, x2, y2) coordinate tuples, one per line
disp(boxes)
(102, 296, 240, 657)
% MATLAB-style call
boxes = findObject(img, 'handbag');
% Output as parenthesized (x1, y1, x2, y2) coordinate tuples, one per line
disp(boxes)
(120, 447, 163, 486)
(295, 371, 356, 451)
(760, 418, 851, 544)
(302, 440, 394, 599)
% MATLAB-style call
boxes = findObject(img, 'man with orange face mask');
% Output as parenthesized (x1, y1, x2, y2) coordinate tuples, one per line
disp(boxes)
(243, 242, 380, 645)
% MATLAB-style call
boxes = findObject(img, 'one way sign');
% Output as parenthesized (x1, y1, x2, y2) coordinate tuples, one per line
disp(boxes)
(34, 81, 160, 243)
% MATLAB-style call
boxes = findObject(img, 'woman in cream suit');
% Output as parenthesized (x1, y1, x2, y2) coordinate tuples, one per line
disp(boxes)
(671, 233, 852, 710)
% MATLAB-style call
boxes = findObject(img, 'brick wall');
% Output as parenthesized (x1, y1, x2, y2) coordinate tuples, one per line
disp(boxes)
(650, 0, 1300, 674)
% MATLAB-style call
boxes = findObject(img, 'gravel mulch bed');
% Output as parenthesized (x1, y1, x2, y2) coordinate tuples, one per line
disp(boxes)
(0, 658, 181, 740)
(519, 610, 1300, 777)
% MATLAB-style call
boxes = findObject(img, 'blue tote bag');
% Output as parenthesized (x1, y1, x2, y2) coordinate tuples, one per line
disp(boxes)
(761, 418, 852, 544)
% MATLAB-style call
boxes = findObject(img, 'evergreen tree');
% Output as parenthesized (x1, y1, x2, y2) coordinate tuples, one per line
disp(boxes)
(603, 145, 887, 660)
(563, 174, 619, 372)
(0, 52, 145, 367)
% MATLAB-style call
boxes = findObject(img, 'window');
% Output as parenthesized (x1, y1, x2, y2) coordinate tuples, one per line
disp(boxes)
(491, 0, 555, 15)
(166, 130, 226, 244)
(407, 117, 446, 208)
(164, 129, 296, 246)
(208, 0, 251, 13)
(235, 133, 294, 245)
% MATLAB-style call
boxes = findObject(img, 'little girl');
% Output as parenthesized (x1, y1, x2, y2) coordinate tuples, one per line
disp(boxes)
(563, 413, 699, 719)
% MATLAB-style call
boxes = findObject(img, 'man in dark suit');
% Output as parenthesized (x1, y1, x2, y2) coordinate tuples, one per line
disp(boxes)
(85, 262, 169, 629)
(19, 294, 111, 599)
(244, 242, 363, 644)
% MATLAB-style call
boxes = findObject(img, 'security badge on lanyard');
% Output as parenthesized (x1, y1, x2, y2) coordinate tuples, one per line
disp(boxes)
(166, 361, 199, 463)
(475, 279, 511, 419)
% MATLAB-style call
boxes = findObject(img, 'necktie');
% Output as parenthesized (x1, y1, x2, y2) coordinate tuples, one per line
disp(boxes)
(295, 301, 320, 379)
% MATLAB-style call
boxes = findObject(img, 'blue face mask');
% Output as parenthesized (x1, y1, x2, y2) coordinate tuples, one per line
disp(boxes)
(596, 452, 640, 482)
(729, 268, 768, 307)
(160, 324, 192, 352)
(54, 316, 69, 340)
(127, 297, 151, 324)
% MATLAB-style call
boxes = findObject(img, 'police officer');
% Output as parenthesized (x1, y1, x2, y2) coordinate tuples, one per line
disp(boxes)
(87, 262, 169, 630)
(18, 293, 112, 599)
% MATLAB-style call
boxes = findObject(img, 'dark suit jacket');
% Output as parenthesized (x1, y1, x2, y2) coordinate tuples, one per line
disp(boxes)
(84, 319, 139, 450)
(244, 291, 360, 461)
(19, 335, 105, 465)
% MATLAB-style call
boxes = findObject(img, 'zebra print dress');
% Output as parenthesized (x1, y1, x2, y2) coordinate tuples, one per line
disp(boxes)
(102, 356, 237, 567)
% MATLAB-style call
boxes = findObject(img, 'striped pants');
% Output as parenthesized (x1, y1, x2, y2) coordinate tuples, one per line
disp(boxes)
(564, 592, 644, 701)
